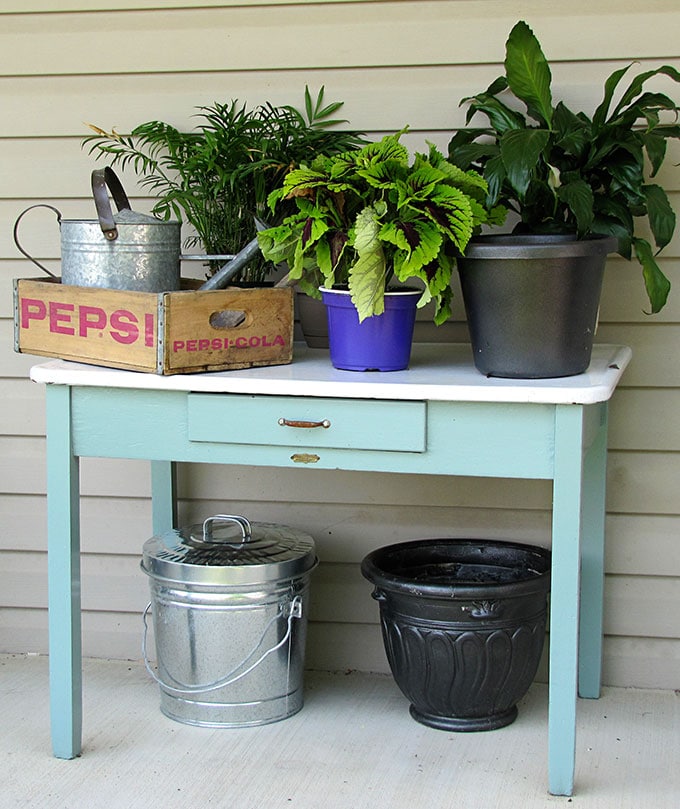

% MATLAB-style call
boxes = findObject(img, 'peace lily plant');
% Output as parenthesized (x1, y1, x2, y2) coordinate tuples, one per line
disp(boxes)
(448, 20, 680, 313)
(257, 131, 505, 323)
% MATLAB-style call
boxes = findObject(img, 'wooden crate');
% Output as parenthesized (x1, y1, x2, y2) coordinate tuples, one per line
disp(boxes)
(14, 277, 294, 374)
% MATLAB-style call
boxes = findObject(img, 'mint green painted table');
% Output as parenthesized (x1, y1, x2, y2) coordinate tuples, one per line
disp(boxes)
(30, 342, 631, 796)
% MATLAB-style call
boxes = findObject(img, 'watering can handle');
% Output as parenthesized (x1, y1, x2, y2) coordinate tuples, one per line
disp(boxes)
(12, 204, 61, 277)
(91, 166, 132, 241)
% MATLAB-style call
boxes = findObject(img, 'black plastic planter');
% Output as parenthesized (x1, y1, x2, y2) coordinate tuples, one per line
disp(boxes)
(457, 234, 616, 379)
(361, 539, 551, 732)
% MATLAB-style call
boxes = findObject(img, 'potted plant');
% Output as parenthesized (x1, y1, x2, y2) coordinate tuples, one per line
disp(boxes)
(362, 538, 551, 731)
(83, 87, 366, 283)
(257, 131, 505, 370)
(448, 20, 680, 378)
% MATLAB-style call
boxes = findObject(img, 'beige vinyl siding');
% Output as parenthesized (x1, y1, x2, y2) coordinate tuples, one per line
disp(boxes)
(1, 0, 679, 689)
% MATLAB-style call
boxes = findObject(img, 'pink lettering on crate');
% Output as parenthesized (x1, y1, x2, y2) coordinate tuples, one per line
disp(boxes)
(20, 295, 154, 347)
(171, 334, 286, 354)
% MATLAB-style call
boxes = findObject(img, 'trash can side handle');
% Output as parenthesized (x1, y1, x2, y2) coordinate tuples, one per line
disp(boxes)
(142, 595, 303, 695)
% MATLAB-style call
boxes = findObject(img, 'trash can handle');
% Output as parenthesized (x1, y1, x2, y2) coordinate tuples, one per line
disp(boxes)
(142, 594, 303, 695)
(201, 514, 252, 547)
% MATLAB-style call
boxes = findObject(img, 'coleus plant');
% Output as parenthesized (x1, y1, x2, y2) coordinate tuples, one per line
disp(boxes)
(258, 131, 505, 322)
(448, 20, 680, 313)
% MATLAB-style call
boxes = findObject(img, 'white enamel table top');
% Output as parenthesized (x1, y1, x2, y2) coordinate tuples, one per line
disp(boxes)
(30, 342, 631, 404)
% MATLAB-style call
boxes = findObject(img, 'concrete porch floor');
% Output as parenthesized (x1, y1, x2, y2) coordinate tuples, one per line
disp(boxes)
(1, 653, 678, 808)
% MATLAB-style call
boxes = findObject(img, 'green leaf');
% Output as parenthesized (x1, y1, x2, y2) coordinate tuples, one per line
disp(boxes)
(433, 284, 453, 326)
(379, 220, 411, 252)
(642, 132, 668, 176)
(482, 153, 507, 208)
(304, 85, 314, 123)
(613, 92, 679, 132)
(358, 158, 404, 190)
(257, 223, 301, 266)
(643, 184, 676, 250)
(590, 216, 629, 258)
(504, 21, 553, 125)
(607, 152, 645, 198)
(302, 214, 330, 248)
(556, 179, 594, 237)
(315, 238, 332, 279)
(297, 271, 324, 300)
(448, 136, 499, 172)
(593, 195, 634, 240)
(592, 64, 632, 128)
(633, 237, 671, 314)
(553, 102, 591, 157)
(464, 94, 526, 133)
(405, 164, 443, 199)
(281, 166, 329, 196)
(426, 254, 454, 296)
(610, 65, 680, 121)
(500, 128, 551, 197)
(437, 161, 489, 200)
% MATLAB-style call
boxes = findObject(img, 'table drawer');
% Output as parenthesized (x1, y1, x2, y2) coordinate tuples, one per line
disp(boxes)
(187, 394, 426, 452)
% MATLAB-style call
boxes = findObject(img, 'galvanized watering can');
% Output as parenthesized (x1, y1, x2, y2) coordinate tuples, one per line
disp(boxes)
(13, 167, 181, 292)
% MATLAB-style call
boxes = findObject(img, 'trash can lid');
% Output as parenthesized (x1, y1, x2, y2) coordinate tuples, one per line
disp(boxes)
(141, 514, 317, 586)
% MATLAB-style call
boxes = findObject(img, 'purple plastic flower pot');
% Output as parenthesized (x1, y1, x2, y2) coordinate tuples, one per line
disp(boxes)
(320, 288, 420, 371)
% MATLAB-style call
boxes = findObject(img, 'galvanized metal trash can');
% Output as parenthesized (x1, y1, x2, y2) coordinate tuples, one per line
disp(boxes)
(141, 514, 317, 727)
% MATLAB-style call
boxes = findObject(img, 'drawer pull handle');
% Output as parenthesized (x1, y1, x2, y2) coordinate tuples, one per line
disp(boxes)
(278, 418, 331, 429)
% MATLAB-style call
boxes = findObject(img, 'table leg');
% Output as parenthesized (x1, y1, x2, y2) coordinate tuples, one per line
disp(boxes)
(548, 405, 586, 796)
(577, 404, 608, 698)
(46, 384, 82, 759)
(150, 460, 177, 535)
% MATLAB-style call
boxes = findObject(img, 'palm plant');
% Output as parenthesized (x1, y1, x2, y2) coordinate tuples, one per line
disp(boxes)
(83, 87, 366, 281)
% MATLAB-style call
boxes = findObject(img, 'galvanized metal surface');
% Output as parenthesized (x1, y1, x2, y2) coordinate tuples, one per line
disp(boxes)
(142, 516, 317, 586)
(142, 515, 317, 727)
(13, 168, 182, 292)
(60, 210, 181, 292)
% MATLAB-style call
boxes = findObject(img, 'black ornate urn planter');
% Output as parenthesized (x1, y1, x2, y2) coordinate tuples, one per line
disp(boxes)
(361, 539, 551, 732)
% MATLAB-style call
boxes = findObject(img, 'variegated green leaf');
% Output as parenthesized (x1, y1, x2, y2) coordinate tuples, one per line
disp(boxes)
(349, 206, 388, 320)
(394, 221, 443, 277)
(358, 134, 410, 166)
(423, 185, 474, 252)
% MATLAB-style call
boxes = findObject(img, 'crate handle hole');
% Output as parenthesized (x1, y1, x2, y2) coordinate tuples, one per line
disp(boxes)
(209, 309, 248, 329)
